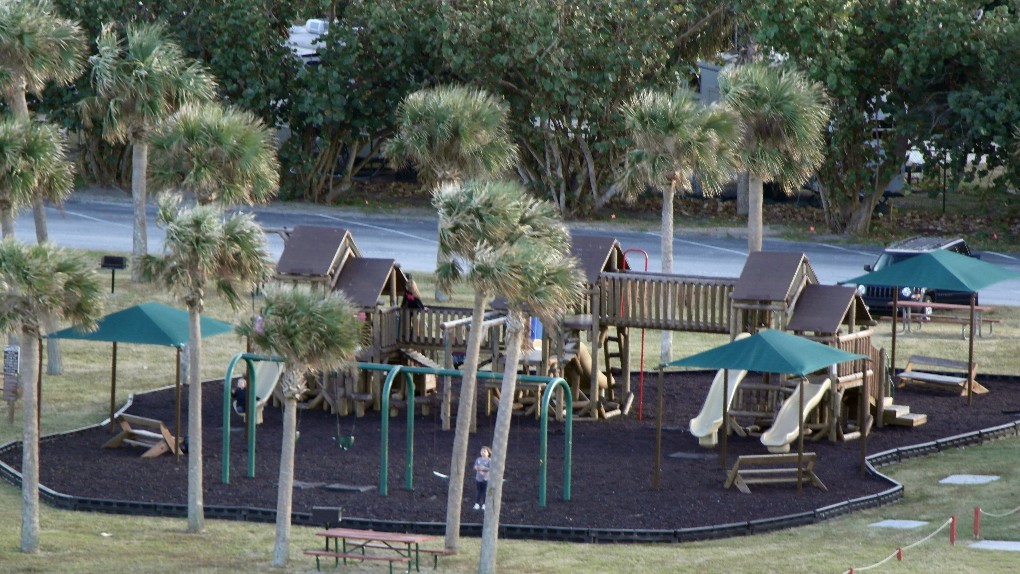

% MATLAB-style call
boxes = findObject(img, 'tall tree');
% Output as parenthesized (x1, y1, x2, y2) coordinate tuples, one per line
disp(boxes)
(478, 242, 583, 574)
(442, 0, 737, 215)
(0, 0, 85, 244)
(433, 179, 570, 552)
(236, 287, 361, 567)
(140, 195, 272, 533)
(621, 88, 740, 361)
(82, 22, 216, 281)
(149, 102, 280, 206)
(383, 85, 518, 302)
(720, 63, 830, 253)
(0, 240, 103, 552)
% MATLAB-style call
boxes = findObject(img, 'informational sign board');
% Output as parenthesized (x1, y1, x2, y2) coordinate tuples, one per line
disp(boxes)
(3, 346, 19, 401)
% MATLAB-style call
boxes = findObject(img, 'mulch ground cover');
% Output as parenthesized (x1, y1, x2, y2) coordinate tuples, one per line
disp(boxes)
(4, 372, 1019, 530)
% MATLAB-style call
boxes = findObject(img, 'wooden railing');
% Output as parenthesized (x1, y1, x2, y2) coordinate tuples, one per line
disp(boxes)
(597, 272, 735, 333)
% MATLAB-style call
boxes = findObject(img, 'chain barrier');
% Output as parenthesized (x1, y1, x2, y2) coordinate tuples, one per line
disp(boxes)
(842, 517, 954, 574)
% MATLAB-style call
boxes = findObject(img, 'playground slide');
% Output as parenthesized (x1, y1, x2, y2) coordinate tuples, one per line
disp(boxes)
(250, 361, 285, 423)
(760, 377, 831, 454)
(688, 332, 751, 447)
(574, 341, 608, 390)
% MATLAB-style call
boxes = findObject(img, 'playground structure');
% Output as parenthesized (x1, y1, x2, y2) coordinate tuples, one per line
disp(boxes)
(261, 225, 925, 463)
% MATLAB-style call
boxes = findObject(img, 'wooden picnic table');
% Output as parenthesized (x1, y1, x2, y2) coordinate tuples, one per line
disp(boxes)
(310, 527, 439, 573)
(889, 301, 997, 338)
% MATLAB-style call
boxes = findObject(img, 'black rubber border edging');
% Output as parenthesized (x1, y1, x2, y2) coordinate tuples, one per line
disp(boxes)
(3, 401, 1020, 544)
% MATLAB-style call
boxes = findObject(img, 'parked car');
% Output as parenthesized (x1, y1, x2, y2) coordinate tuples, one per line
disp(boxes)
(857, 236, 977, 316)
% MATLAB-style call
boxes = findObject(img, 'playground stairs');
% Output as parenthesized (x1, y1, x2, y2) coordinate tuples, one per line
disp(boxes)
(878, 397, 928, 427)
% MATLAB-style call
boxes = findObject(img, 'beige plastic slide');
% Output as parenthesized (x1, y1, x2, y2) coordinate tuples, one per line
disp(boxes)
(250, 360, 285, 424)
(760, 377, 831, 454)
(688, 332, 751, 447)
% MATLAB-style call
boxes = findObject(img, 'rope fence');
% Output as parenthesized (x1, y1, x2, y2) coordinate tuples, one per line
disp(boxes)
(842, 517, 955, 574)
(973, 504, 1020, 539)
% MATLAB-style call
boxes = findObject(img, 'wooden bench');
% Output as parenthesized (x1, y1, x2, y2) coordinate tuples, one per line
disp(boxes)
(723, 453, 827, 494)
(303, 548, 410, 573)
(102, 414, 181, 458)
(362, 543, 454, 569)
(897, 355, 987, 395)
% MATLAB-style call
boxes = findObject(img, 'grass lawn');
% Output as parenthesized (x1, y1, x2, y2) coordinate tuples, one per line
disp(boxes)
(0, 256, 1018, 572)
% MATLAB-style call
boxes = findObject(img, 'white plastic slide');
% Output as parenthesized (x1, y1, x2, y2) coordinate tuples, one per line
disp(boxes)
(760, 377, 831, 454)
(688, 332, 751, 447)
(250, 361, 285, 424)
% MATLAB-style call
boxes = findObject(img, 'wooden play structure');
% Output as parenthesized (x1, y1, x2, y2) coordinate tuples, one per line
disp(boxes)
(103, 413, 181, 458)
(267, 225, 916, 455)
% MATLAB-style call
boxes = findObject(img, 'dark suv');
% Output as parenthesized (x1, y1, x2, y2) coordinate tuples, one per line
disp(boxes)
(858, 236, 977, 315)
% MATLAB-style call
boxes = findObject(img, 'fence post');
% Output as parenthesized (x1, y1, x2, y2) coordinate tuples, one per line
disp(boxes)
(973, 506, 981, 539)
(950, 515, 957, 545)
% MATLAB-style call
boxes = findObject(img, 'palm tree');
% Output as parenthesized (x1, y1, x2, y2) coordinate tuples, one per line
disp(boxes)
(82, 22, 216, 281)
(383, 85, 518, 301)
(621, 88, 741, 361)
(149, 102, 280, 206)
(140, 195, 273, 533)
(0, 119, 73, 239)
(0, 119, 76, 373)
(0, 240, 104, 552)
(478, 242, 583, 574)
(0, 0, 85, 244)
(720, 64, 830, 253)
(236, 287, 361, 567)
(433, 179, 570, 552)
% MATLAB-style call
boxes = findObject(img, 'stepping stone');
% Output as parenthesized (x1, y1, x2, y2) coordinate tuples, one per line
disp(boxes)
(869, 519, 928, 529)
(939, 474, 1000, 485)
(668, 451, 718, 461)
(970, 540, 1020, 551)
(323, 483, 376, 493)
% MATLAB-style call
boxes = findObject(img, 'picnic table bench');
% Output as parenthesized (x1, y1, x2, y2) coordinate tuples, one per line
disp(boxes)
(102, 414, 181, 458)
(890, 301, 1000, 339)
(723, 453, 827, 494)
(309, 527, 439, 573)
(897, 355, 987, 395)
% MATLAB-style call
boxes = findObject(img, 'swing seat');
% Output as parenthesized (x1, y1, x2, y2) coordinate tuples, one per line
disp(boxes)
(337, 435, 355, 451)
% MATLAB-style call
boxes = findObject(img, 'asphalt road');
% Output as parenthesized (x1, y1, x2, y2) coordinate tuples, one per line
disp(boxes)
(21, 193, 1020, 306)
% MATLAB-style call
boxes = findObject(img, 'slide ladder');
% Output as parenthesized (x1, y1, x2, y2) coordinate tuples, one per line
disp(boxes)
(760, 377, 831, 454)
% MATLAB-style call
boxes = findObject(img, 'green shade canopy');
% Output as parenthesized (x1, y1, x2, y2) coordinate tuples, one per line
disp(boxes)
(840, 249, 1020, 293)
(662, 329, 868, 376)
(49, 301, 234, 346)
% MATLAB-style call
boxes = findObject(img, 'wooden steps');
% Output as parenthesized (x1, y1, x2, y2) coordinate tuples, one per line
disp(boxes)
(878, 399, 928, 427)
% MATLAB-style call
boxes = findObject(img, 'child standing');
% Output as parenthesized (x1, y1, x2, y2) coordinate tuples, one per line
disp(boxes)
(473, 446, 492, 510)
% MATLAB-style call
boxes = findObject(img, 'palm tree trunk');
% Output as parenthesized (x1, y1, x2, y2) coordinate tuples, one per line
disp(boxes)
(478, 315, 526, 574)
(19, 328, 40, 553)
(186, 307, 204, 533)
(659, 184, 674, 363)
(1, 206, 14, 239)
(272, 391, 299, 566)
(32, 198, 47, 243)
(131, 137, 149, 282)
(444, 290, 488, 552)
(736, 171, 749, 216)
(44, 317, 62, 375)
(747, 174, 764, 253)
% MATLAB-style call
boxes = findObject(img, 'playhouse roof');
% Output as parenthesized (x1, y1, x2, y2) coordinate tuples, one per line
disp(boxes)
(275, 225, 360, 279)
(333, 257, 405, 308)
(786, 284, 873, 334)
(731, 251, 818, 303)
(570, 234, 630, 285)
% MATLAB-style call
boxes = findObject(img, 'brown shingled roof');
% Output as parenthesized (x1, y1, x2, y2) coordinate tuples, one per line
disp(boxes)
(786, 284, 873, 333)
(276, 226, 358, 278)
(570, 234, 630, 285)
(333, 258, 403, 308)
(732, 251, 818, 302)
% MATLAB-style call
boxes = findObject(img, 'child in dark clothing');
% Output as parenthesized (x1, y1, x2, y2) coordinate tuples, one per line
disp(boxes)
(473, 446, 491, 510)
